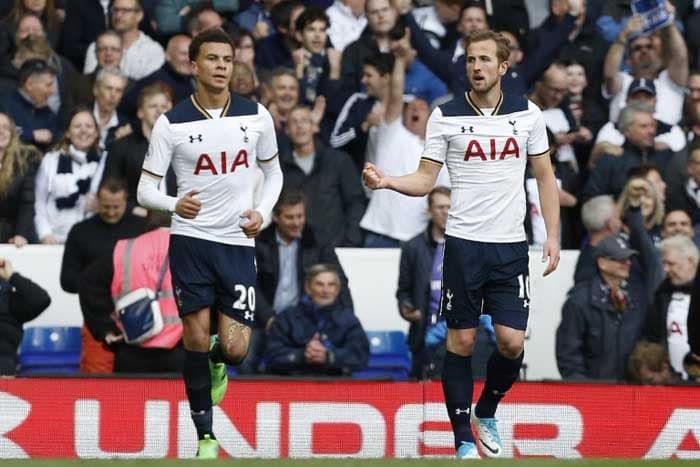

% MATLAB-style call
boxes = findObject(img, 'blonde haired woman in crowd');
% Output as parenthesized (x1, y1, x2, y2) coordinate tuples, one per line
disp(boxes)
(0, 112, 41, 246)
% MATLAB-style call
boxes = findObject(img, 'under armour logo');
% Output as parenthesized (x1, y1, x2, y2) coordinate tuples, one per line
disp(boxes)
(523, 299, 529, 309)
(189, 134, 203, 143)
(455, 408, 470, 415)
(508, 120, 518, 135)
(244, 311, 254, 321)
(445, 289, 454, 311)
(461, 126, 474, 133)
(240, 124, 249, 143)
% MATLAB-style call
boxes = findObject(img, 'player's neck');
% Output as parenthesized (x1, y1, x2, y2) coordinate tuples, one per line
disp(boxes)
(194, 89, 230, 110)
(468, 88, 501, 110)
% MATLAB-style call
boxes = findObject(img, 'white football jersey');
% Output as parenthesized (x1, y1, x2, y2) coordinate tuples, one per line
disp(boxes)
(422, 92, 549, 243)
(143, 94, 278, 246)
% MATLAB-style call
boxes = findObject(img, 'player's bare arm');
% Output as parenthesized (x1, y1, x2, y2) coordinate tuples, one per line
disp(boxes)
(529, 152, 561, 276)
(363, 158, 441, 196)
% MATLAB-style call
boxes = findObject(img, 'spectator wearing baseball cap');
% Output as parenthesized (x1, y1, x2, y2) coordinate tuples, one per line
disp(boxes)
(556, 215, 664, 381)
(591, 78, 687, 167)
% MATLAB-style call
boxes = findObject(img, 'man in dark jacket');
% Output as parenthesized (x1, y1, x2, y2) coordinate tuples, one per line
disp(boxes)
(265, 264, 369, 376)
(119, 34, 193, 119)
(102, 82, 176, 210)
(60, 177, 147, 373)
(666, 139, 700, 224)
(396, 186, 449, 378)
(59, 0, 109, 70)
(582, 103, 674, 202)
(281, 105, 366, 247)
(0, 59, 59, 151)
(556, 234, 655, 381)
(643, 235, 698, 378)
(243, 189, 352, 373)
(60, 177, 148, 295)
(254, 0, 304, 71)
(255, 189, 353, 328)
(339, 0, 398, 93)
(0, 258, 51, 375)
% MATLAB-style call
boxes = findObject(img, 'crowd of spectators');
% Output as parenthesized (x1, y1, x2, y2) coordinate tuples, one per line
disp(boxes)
(0, 0, 698, 383)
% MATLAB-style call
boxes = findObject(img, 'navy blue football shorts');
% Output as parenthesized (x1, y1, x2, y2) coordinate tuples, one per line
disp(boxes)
(441, 235, 530, 331)
(169, 234, 256, 326)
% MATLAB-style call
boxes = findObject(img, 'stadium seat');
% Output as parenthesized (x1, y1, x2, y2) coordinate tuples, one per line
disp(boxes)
(19, 326, 82, 375)
(353, 331, 412, 380)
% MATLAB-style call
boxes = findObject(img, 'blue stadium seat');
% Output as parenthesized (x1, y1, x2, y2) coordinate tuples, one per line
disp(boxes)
(353, 331, 412, 380)
(19, 326, 82, 375)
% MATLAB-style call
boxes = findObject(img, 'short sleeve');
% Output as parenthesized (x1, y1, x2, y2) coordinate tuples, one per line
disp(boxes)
(142, 114, 173, 177)
(421, 107, 447, 166)
(256, 104, 278, 161)
(527, 107, 550, 158)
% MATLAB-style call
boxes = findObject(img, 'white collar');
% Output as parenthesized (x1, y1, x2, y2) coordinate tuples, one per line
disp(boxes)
(93, 102, 119, 129)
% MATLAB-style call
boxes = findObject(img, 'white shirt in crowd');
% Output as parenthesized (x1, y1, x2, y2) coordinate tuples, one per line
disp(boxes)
(84, 31, 165, 80)
(542, 107, 577, 166)
(326, 0, 367, 52)
(361, 118, 450, 241)
(603, 70, 685, 125)
(594, 119, 686, 152)
(526, 177, 562, 248)
(93, 102, 120, 150)
(411, 6, 445, 49)
(422, 93, 549, 243)
(667, 292, 690, 379)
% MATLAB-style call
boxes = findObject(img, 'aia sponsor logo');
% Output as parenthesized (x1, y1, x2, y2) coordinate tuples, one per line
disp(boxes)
(464, 137, 520, 161)
(193, 150, 249, 175)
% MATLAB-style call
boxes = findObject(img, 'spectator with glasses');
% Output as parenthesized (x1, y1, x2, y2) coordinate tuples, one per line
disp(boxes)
(82, 0, 164, 80)
(602, 2, 688, 126)
(72, 30, 124, 107)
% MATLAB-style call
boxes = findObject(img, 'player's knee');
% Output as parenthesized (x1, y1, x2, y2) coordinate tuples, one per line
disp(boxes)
(446, 330, 476, 356)
(496, 340, 524, 360)
(221, 340, 249, 365)
(182, 327, 210, 352)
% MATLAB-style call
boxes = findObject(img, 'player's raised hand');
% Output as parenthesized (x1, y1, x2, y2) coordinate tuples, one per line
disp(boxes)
(363, 162, 388, 190)
(239, 209, 263, 238)
(542, 237, 560, 277)
(175, 189, 201, 219)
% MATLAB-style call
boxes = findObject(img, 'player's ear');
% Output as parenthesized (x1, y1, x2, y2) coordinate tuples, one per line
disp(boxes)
(499, 60, 509, 76)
